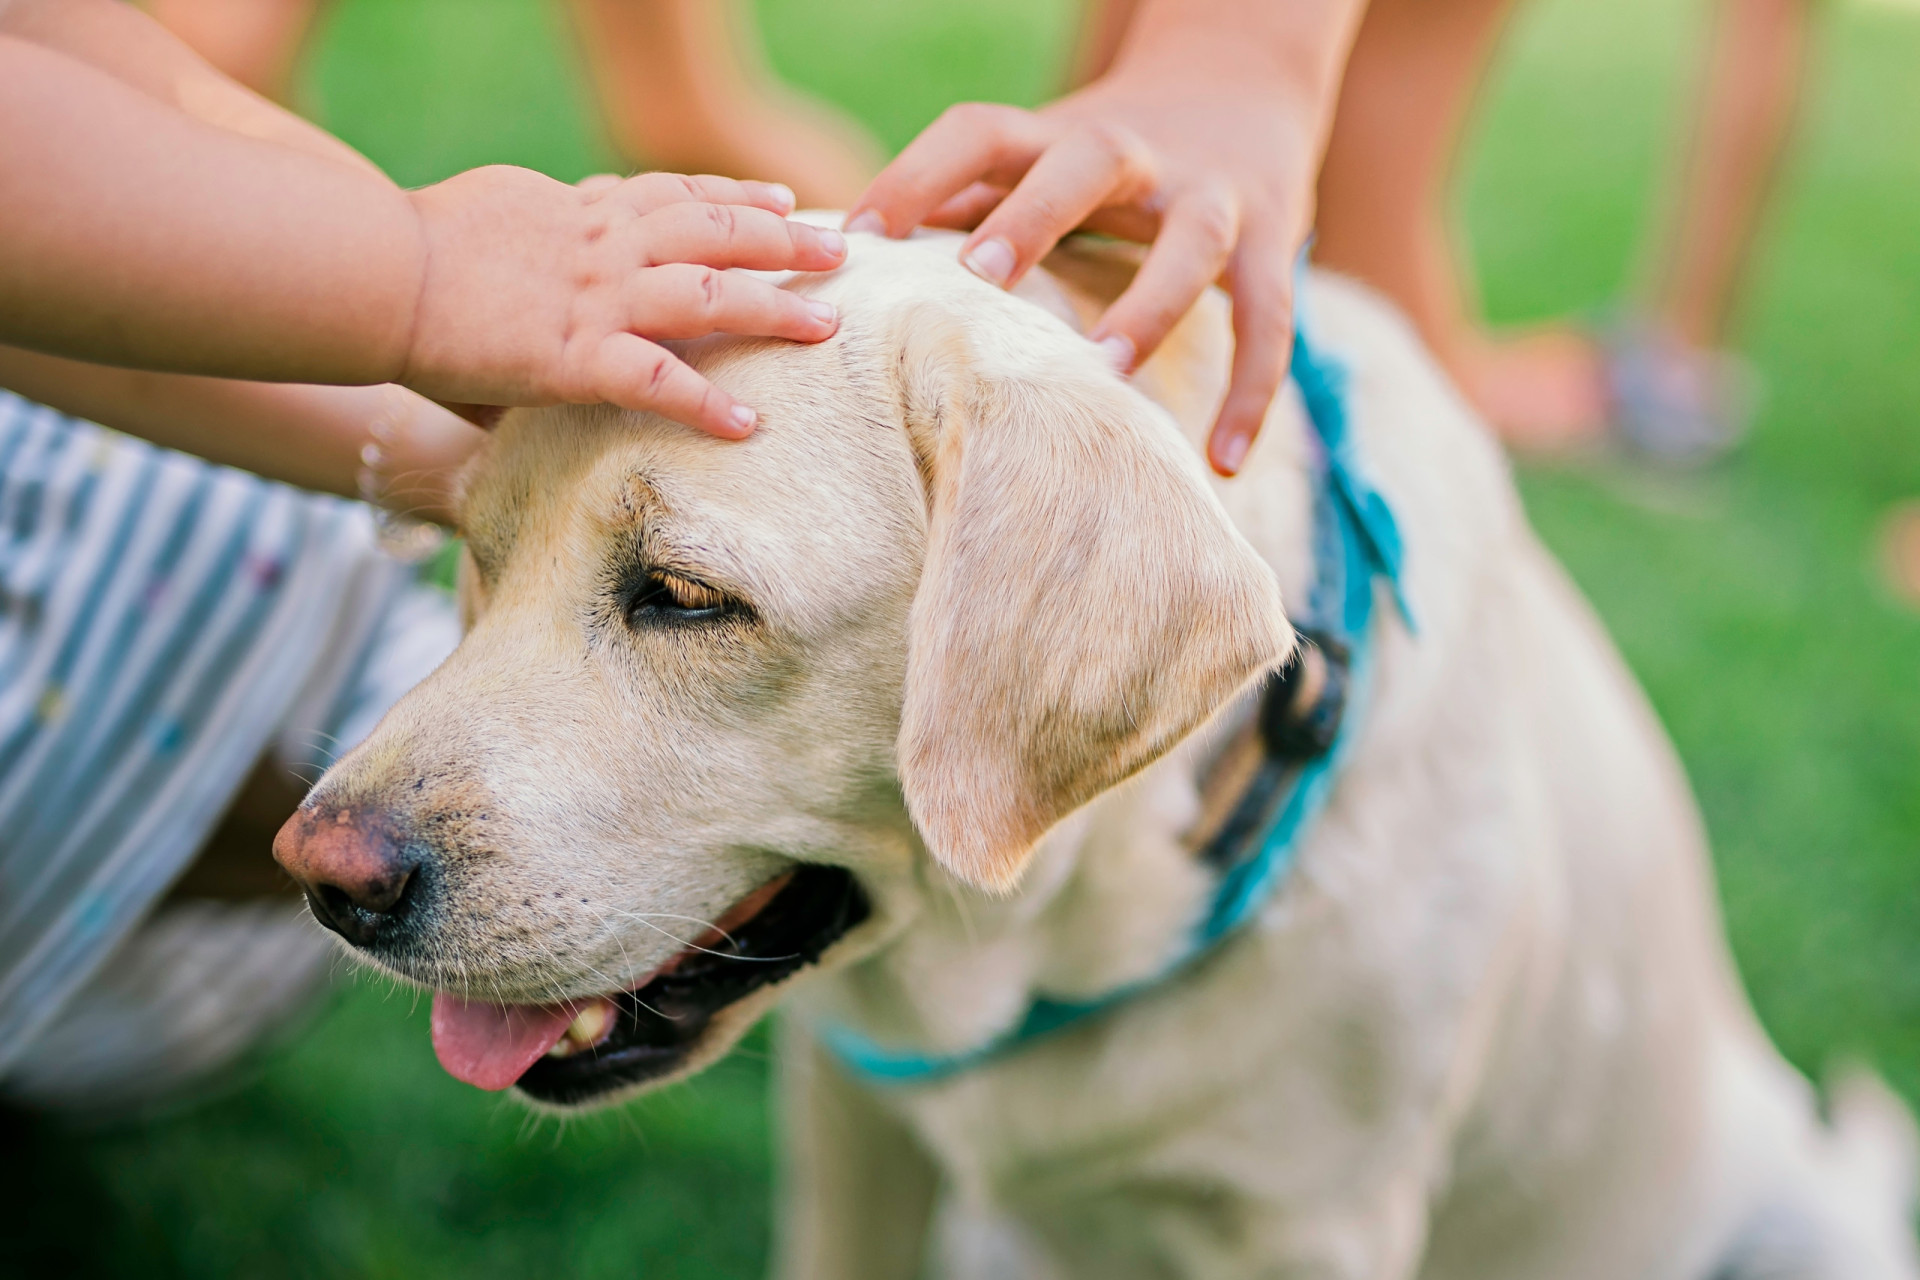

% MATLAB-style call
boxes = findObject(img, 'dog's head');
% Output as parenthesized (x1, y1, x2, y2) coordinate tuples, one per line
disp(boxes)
(274, 235, 1291, 1107)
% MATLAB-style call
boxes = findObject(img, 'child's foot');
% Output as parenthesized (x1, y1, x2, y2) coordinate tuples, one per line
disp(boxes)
(1454, 327, 1611, 454)
(1456, 321, 1756, 466)
(1598, 320, 1758, 465)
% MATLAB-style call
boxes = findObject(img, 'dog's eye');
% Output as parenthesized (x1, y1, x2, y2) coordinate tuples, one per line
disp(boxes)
(625, 570, 735, 627)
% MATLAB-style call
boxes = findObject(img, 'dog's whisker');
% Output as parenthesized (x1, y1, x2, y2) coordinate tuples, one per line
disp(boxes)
(616, 913, 799, 964)
(602, 908, 744, 950)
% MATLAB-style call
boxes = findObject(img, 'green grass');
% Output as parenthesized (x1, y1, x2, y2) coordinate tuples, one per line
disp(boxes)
(7, 0, 1920, 1274)
(1469, 0, 1920, 1083)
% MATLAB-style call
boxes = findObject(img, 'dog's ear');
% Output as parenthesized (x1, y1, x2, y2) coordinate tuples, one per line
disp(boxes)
(893, 303, 1293, 893)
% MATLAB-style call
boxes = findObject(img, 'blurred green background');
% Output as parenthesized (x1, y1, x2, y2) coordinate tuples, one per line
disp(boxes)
(7, 0, 1920, 1274)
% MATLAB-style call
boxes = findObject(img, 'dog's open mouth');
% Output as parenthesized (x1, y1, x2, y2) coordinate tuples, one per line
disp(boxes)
(429, 864, 869, 1106)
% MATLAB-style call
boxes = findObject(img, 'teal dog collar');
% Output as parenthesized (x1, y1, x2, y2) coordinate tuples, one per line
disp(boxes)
(822, 317, 1409, 1086)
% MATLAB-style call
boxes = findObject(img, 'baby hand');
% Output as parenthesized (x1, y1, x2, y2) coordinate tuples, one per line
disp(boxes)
(399, 167, 846, 436)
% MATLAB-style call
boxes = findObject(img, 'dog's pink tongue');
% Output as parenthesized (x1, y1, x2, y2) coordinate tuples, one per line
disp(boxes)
(430, 993, 577, 1091)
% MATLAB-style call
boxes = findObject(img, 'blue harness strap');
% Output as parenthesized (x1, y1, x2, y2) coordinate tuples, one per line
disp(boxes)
(820, 319, 1409, 1086)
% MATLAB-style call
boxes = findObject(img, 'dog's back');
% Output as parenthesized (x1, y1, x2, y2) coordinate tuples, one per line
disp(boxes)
(841, 247, 1920, 1280)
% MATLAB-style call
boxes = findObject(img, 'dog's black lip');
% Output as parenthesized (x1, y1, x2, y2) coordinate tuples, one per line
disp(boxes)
(513, 863, 869, 1106)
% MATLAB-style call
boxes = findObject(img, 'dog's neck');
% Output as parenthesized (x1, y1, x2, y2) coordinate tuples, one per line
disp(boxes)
(811, 276, 1321, 1059)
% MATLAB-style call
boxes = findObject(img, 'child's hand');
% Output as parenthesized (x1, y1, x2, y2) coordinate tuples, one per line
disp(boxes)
(399, 168, 847, 437)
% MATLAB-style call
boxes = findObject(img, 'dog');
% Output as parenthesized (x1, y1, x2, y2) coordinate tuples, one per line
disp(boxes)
(275, 227, 1919, 1279)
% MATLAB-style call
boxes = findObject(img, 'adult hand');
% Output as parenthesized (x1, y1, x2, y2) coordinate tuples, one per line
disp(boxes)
(401, 167, 847, 438)
(846, 41, 1339, 475)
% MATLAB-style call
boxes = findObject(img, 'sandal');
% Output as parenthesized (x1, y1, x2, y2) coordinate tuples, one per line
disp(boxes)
(1599, 319, 1762, 466)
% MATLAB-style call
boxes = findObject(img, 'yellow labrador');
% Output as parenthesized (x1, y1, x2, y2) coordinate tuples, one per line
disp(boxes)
(276, 229, 1917, 1280)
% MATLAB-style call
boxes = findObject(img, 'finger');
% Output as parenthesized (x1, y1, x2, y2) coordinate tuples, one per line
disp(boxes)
(629, 265, 840, 344)
(1208, 227, 1296, 477)
(592, 334, 759, 438)
(635, 202, 847, 273)
(924, 182, 1008, 231)
(604, 171, 797, 217)
(1088, 184, 1240, 373)
(576, 173, 625, 195)
(956, 122, 1157, 290)
(844, 102, 1051, 238)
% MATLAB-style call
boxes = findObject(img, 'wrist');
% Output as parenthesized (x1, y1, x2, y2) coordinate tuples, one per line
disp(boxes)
(1106, 0, 1361, 122)
(396, 168, 560, 404)
(390, 186, 441, 394)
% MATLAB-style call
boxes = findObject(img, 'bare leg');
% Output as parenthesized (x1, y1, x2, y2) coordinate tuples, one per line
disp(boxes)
(142, 0, 326, 104)
(1651, 0, 1813, 348)
(1318, 0, 1812, 451)
(562, 0, 882, 208)
(1312, 0, 1607, 447)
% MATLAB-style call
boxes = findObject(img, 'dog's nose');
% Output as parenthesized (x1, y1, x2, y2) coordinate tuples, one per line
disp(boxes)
(273, 805, 420, 946)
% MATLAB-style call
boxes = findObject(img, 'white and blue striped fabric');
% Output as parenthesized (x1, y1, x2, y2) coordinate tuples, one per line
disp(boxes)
(0, 390, 452, 1081)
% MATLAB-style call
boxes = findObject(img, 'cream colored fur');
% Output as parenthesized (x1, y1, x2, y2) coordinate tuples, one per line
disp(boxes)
(303, 229, 1917, 1280)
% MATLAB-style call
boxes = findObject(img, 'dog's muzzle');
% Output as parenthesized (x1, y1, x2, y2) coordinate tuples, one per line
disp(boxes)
(272, 804, 421, 947)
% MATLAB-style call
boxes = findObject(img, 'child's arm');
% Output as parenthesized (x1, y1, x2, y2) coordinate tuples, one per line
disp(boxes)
(0, 37, 845, 436)
(0, 0, 378, 175)
(0, 37, 421, 382)
(0, 344, 484, 526)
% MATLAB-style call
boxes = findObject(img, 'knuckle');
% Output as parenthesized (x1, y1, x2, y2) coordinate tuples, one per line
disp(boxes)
(1009, 190, 1063, 237)
(941, 101, 1002, 133)
(1184, 195, 1240, 252)
(695, 266, 724, 312)
(625, 173, 665, 209)
(1081, 121, 1152, 177)
(1078, 120, 1129, 158)
(643, 351, 675, 399)
(1234, 282, 1289, 340)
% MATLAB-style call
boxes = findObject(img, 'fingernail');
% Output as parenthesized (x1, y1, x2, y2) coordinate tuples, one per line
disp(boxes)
(844, 210, 887, 236)
(766, 183, 796, 213)
(962, 238, 1016, 288)
(729, 404, 757, 433)
(1217, 430, 1251, 474)
(807, 300, 837, 327)
(817, 228, 847, 258)
(1096, 335, 1136, 375)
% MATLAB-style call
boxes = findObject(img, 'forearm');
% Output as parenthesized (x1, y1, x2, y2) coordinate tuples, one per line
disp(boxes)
(0, 0, 377, 175)
(0, 37, 423, 384)
(0, 345, 483, 525)
(1110, 0, 1366, 127)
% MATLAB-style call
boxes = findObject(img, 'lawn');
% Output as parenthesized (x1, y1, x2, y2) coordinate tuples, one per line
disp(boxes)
(6, 0, 1920, 1275)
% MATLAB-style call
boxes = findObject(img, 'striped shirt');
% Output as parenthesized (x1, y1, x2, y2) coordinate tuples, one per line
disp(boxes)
(0, 391, 427, 1071)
